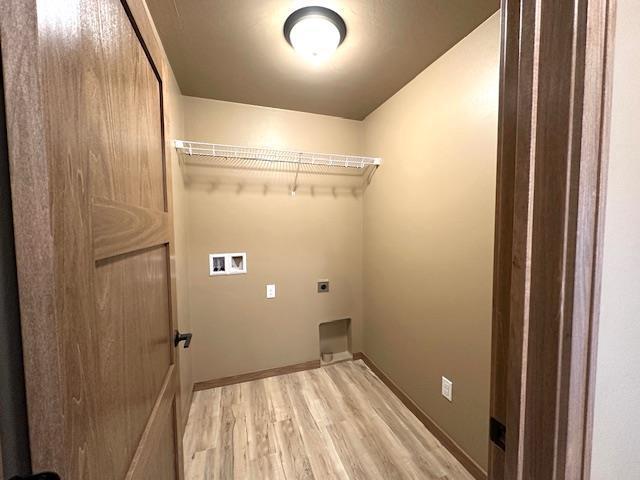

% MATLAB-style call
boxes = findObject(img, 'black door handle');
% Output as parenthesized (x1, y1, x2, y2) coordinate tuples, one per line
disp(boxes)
(174, 331, 192, 348)
(10, 473, 60, 480)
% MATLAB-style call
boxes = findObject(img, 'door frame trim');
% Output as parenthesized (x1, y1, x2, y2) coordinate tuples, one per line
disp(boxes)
(0, 26, 31, 477)
(0, 0, 62, 473)
(489, 0, 616, 478)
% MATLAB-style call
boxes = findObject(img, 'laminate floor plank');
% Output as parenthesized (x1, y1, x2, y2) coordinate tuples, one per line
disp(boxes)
(184, 388, 222, 458)
(274, 418, 315, 480)
(297, 424, 349, 480)
(326, 420, 380, 480)
(184, 360, 475, 479)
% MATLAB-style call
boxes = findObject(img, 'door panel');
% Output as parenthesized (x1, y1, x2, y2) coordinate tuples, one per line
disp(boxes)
(84, 0, 178, 477)
(89, 0, 165, 212)
(94, 246, 172, 478)
(127, 372, 179, 480)
(0, 0, 183, 478)
(140, 404, 178, 480)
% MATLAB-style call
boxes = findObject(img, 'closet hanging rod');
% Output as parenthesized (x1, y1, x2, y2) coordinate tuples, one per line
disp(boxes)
(174, 140, 382, 170)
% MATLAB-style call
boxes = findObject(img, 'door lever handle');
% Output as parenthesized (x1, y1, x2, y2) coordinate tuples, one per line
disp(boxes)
(174, 331, 192, 348)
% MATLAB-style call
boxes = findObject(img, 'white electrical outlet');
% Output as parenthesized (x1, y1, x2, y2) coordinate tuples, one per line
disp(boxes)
(442, 377, 453, 402)
(266, 284, 276, 299)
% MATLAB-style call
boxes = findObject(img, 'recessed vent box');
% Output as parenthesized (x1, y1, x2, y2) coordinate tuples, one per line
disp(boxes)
(209, 252, 247, 276)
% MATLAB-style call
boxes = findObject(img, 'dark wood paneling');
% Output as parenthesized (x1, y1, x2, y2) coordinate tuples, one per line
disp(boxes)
(93, 197, 170, 261)
(354, 353, 487, 480)
(194, 360, 322, 391)
(487, 1, 520, 478)
(490, 0, 616, 478)
(497, 0, 540, 477)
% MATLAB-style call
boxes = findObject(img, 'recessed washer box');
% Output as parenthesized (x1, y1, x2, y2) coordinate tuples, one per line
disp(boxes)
(209, 252, 247, 276)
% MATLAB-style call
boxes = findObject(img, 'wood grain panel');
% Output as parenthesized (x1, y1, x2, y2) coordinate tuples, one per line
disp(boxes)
(41, 2, 100, 477)
(490, 0, 616, 478)
(127, 367, 178, 480)
(93, 197, 170, 261)
(94, 245, 172, 477)
(121, 0, 166, 73)
(488, 1, 520, 478)
(0, 0, 66, 474)
(523, 1, 614, 478)
(501, 0, 540, 478)
(138, 408, 177, 480)
(1, 0, 183, 477)
(89, 0, 165, 212)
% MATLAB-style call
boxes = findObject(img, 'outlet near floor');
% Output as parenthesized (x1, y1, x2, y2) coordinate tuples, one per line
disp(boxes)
(442, 376, 453, 402)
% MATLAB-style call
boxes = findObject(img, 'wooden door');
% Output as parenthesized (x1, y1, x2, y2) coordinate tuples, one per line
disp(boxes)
(489, 0, 615, 478)
(0, 0, 184, 478)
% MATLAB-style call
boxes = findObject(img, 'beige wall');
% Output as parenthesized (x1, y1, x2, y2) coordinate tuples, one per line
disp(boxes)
(166, 67, 194, 420)
(182, 97, 365, 383)
(171, 13, 500, 471)
(362, 12, 500, 470)
(591, 1, 640, 477)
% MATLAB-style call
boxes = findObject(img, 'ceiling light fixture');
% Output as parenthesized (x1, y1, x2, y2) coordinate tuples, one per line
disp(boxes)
(284, 6, 347, 61)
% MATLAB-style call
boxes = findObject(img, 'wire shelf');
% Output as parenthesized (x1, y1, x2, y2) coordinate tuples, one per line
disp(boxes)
(174, 140, 381, 182)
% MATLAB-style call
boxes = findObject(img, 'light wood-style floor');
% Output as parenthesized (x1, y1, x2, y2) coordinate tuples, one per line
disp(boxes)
(184, 360, 474, 479)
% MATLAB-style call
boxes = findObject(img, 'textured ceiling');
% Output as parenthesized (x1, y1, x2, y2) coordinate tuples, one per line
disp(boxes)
(147, 0, 499, 120)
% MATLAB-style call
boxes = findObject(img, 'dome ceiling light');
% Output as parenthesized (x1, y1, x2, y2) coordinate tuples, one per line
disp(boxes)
(284, 6, 347, 61)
